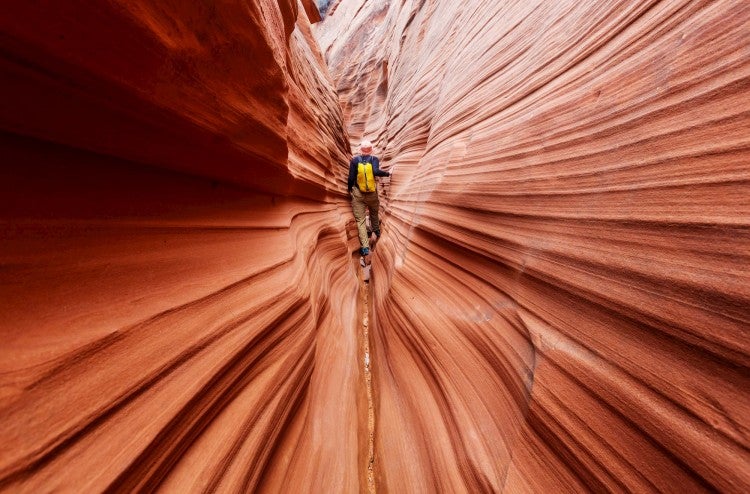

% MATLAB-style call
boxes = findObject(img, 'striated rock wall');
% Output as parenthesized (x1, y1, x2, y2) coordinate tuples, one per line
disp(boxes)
(317, 0, 750, 492)
(0, 1, 365, 492)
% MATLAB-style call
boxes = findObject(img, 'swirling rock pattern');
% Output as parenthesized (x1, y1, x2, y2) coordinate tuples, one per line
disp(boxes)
(316, 0, 750, 492)
(0, 1, 366, 492)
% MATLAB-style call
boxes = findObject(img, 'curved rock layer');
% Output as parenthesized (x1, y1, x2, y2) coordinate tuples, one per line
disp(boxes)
(0, 1, 366, 492)
(316, 1, 750, 492)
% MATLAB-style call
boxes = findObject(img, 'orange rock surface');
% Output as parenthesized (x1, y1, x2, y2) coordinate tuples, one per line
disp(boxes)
(0, 1, 366, 492)
(2, 0, 749, 492)
(316, 0, 750, 492)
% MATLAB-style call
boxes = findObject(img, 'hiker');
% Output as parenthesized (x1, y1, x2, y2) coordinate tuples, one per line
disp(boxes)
(347, 140, 391, 256)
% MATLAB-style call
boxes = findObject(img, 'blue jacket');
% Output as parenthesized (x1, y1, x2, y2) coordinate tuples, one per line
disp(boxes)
(347, 154, 390, 191)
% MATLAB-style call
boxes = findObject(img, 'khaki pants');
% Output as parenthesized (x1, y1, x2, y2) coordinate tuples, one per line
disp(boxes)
(351, 188, 380, 249)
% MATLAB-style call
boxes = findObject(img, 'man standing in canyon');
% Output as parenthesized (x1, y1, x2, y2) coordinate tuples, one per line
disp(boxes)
(347, 140, 391, 257)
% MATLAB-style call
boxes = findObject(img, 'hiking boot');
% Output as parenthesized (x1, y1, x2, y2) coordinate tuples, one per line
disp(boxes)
(360, 247, 370, 256)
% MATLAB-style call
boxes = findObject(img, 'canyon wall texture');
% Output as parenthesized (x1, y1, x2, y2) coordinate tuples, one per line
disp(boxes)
(0, 1, 367, 492)
(317, 0, 750, 492)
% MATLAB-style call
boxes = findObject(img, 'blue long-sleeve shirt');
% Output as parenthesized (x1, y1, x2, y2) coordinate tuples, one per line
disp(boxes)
(347, 154, 390, 191)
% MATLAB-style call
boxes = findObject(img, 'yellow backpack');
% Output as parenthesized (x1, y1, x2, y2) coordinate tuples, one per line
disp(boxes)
(356, 156, 376, 192)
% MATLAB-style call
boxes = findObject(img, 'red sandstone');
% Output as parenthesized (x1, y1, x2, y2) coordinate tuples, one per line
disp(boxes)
(1, 0, 749, 492)
(317, 0, 750, 491)
(1, 1, 363, 492)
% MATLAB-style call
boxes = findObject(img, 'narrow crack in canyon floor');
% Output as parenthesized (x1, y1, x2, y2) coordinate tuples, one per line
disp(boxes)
(360, 278, 376, 493)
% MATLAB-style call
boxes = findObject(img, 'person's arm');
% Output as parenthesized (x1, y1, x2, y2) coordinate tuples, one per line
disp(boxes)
(347, 157, 358, 191)
(372, 157, 391, 177)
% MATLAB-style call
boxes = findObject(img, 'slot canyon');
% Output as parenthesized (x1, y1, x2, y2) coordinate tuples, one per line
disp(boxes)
(1, 0, 748, 492)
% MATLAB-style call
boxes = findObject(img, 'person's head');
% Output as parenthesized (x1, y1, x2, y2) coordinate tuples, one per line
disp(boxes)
(360, 140, 373, 154)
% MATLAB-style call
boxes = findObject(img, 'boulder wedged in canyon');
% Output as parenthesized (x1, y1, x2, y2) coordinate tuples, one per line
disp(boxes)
(1, 1, 366, 492)
(317, 0, 750, 492)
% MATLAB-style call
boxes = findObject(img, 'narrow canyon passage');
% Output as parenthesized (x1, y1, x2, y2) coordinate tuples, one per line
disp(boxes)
(317, 1, 750, 492)
(1, 0, 749, 493)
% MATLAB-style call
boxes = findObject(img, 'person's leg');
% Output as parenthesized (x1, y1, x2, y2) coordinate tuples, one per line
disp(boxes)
(351, 189, 370, 250)
(364, 192, 381, 236)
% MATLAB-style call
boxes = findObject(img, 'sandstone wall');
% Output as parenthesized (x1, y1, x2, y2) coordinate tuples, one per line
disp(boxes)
(0, 1, 365, 492)
(316, 1, 750, 492)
